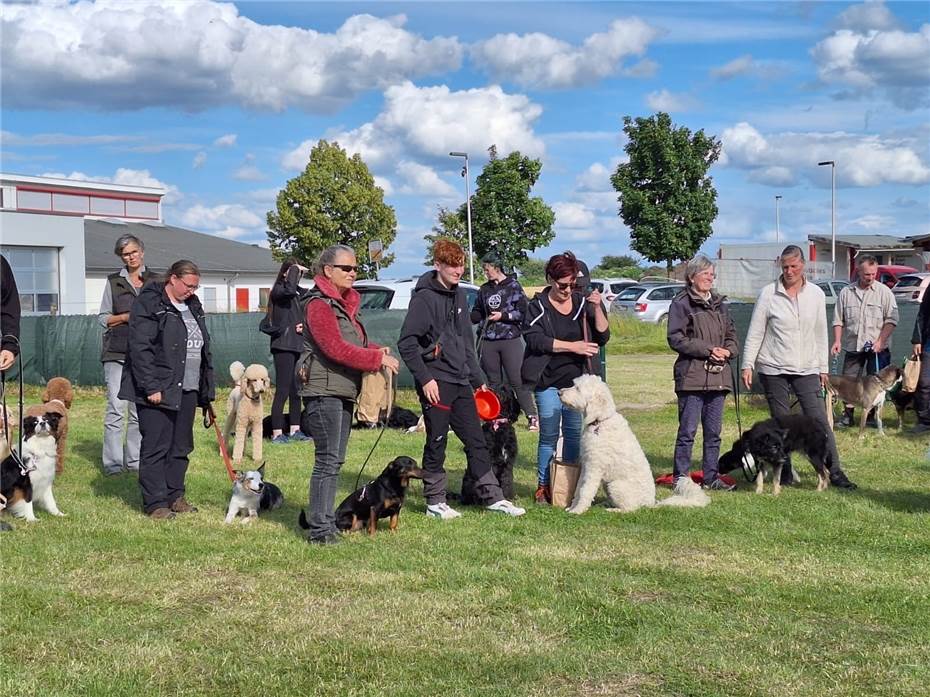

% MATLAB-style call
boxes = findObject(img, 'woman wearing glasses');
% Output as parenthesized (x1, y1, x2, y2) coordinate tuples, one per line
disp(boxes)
(120, 260, 215, 519)
(97, 234, 156, 476)
(298, 245, 399, 544)
(522, 251, 610, 504)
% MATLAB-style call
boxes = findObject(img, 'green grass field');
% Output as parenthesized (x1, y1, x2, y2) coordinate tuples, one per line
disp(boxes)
(3, 352, 929, 697)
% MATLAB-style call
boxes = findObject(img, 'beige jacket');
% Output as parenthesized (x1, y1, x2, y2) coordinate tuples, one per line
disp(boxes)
(832, 281, 898, 352)
(741, 278, 828, 376)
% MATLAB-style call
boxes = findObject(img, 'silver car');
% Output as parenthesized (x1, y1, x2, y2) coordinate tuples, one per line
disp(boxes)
(892, 273, 930, 304)
(610, 283, 685, 324)
(816, 279, 851, 305)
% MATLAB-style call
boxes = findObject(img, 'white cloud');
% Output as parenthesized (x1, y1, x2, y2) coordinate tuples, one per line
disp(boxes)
(553, 202, 596, 228)
(180, 203, 264, 232)
(396, 161, 457, 197)
(284, 82, 545, 171)
(192, 152, 207, 169)
(373, 176, 394, 197)
(811, 9, 930, 109)
(709, 54, 790, 82)
(470, 18, 660, 88)
(645, 89, 699, 112)
(720, 121, 930, 187)
(711, 55, 756, 80)
(213, 134, 238, 148)
(233, 154, 265, 181)
(1, 4, 462, 112)
(0, 130, 140, 146)
(848, 214, 896, 230)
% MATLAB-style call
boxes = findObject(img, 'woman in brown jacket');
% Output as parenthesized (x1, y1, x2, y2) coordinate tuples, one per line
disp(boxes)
(666, 254, 739, 490)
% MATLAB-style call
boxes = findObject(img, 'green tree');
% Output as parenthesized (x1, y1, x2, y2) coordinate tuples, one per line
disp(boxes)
(611, 113, 721, 275)
(423, 206, 468, 266)
(266, 140, 396, 278)
(599, 254, 640, 269)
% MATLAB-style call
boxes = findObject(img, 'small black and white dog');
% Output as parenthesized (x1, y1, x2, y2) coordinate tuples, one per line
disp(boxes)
(718, 413, 856, 495)
(5, 412, 65, 520)
(224, 464, 284, 524)
(456, 386, 519, 504)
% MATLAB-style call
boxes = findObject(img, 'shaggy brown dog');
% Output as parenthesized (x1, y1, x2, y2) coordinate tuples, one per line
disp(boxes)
(224, 362, 270, 463)
(25, 377, 73, 474)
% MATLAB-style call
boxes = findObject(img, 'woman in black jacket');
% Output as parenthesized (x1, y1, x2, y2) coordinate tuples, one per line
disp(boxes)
(120, 260, 215, 519)
(910, 284, 930, 433)
(267, 257, 310, 444)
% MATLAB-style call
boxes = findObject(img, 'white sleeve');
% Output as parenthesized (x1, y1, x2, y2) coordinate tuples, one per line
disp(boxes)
(740, 286, 769, 371)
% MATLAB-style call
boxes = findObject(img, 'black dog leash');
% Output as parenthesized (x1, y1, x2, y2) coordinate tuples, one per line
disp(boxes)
(353, 367, 395, 491)
(730, 360, 758, 483)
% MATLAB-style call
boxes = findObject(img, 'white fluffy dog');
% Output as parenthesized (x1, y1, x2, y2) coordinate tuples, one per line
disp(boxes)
(224, 361, 270, 463)
(559, 374, 709, 513)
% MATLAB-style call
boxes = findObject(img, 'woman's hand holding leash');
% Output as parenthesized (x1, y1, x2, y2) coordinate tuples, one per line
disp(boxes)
(380, 349, 400, 374)
(914, 343, 923, 356)
(0, 350, 14, 371)
(710, 347, 730, 361)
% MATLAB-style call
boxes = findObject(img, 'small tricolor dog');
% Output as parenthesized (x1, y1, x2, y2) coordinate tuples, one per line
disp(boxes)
(4, 412, 65, 521)
(224, 464, 284, 524)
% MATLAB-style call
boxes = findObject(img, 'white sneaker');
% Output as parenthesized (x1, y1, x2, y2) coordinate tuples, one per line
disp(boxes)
(486, 499, 526, 517)
(426, 503, 462, 520)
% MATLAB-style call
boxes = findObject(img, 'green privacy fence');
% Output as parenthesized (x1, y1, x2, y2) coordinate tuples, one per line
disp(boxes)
(5, 304, 920, 388)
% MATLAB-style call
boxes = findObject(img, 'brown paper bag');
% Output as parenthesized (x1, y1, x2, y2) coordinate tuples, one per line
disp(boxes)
(550, 459, 581, 509)
(903, 354, 921, 393)
(357, 369, 393, 424)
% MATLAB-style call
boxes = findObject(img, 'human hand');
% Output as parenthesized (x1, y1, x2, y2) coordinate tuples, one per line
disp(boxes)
(147, 392, 162, 405)
(820, 373, 830, 389)
(741, 368, 752, 390)
(381, 353, 400, 374)
(295, 323, 303, 334)
(914, 343, 923, 356)
(296, 264, 310, 274)
(422, 379, 440, 404)
(573, 341, 599, 357)
(872, 337, 884, 353)
(831, 341, 841, 356)
(488, 312, 503, 322)
(587, 290, 602, 306)
(710, 347, 730, 361)
(0, 349, 14, 371)
(380, 346, 391, 354)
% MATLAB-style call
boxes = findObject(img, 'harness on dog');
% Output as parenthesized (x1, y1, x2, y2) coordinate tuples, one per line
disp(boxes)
(0, 334, 29, 475)
(489, 417, 511, 432)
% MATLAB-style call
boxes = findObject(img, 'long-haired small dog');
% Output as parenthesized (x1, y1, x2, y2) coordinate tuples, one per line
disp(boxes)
(5, 412, 65, 521)
(224, 464, 284, 524)
(25, 376, 73, 474)
(456, 386, 519, 504)
(224, 361, 270, 463)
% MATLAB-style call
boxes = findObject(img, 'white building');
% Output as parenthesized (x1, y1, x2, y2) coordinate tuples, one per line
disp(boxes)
(0, 173, 280, 315)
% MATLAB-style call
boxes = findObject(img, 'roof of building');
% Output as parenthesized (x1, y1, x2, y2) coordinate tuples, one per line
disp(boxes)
(807, 234, 911, 250)
(1, 171, 165, 197)
(84, 219, 280, 274)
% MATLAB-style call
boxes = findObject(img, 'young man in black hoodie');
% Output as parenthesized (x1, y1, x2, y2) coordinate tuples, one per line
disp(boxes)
(398, 240, 525, 519)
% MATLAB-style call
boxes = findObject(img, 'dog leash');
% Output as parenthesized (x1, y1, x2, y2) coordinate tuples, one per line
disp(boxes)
(203, 403, 236, 482)
(730, 360, 758, 483)
(353, 366, 394, 491)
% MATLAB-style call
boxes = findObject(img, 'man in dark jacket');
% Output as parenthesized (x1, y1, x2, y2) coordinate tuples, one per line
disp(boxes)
(398, 240, 524, 519)
(910, 283, 930, 433)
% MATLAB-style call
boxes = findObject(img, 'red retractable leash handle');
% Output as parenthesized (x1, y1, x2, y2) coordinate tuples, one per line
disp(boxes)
(203, 403, 236, 482)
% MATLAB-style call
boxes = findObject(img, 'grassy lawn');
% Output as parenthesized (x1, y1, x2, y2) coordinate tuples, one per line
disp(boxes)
(3, 352, 930, 697)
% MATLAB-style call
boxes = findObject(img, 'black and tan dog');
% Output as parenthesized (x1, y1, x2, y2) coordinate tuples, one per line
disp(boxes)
(825, 364, 903, 438)
(299, 456, 424, 536)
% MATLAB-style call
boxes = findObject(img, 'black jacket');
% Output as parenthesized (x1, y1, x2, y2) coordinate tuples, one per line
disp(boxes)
(470, 274, 528, 341)
(119, 282, 215, 410)
(912, 287, 930, 347)
(269, 265, 310, 353)
(667, 289, 739, 393)
(398, 271, 484, 388)
(1, 255, 20, 358)
(521, 289, 610, 387)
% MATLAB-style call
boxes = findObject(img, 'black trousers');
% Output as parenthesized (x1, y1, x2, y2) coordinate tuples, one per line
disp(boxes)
(758, 373, 847, 483)
(479, 337, 537, 419)
(915, 347, 930, 425)
(137, 390, 198, 514)
(419, 381, 503, 506)
(271, 350, 301, 431)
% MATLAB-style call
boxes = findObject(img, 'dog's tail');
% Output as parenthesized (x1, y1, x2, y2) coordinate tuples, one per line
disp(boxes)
(230, 361, 245, 383)
(657, 476, 711, 508)
(297, 508, 310, 530)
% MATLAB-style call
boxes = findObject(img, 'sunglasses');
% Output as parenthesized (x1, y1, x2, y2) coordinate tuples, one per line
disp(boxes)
(329, 264, 358, 273)
(554, 281, 578, 291)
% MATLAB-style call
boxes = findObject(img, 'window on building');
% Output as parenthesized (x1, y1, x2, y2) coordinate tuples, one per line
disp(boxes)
(17, 190, 52, 211)
(202, 287, 217, 313)
(125, 199, 158, 219)
(1, 246, 60, 316)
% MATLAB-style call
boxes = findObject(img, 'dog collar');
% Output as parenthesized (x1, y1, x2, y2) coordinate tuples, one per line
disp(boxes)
(490, 418, 510, 432)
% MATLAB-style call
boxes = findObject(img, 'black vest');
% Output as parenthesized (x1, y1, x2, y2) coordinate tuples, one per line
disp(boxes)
(101, 269, 155, 362)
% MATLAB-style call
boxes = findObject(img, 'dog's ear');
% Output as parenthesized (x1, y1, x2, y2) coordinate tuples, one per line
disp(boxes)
(257, 462, 265, 476)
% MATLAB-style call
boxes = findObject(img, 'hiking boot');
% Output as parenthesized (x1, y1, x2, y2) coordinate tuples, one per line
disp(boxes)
(426, 502, 462, 520)
(830, 473, 858, 490)
(308, 533, 341, 545)
(289, 431, 312, 442)
(486, 499, 526, 517)
(702, 478, 736, 492)
(148, 507, 176, 520)
(527, 416, 539, 432)
(534, 484, 551, 505)
(271, 434, 290, 444)
(170, 497, 198, 514)
(909, 422, 930, 435)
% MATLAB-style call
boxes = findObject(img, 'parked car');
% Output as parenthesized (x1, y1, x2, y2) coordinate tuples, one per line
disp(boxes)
(610, 283, 685, 324)
(816, 279, 851, 305)
(354, 277, 479, 311)
(866, 264, 919, 289)
(891, 273, 930, 304)
(589, 277, 639, 308)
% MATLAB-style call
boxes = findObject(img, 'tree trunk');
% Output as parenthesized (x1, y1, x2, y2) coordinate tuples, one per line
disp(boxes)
(666, 258, 673, 277)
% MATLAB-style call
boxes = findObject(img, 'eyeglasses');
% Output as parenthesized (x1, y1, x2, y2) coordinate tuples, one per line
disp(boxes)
(329, 264, 358, 273)
(121, 250, 141, 259)
(554, 281, 577, 291)
(174, 278, 200, 291)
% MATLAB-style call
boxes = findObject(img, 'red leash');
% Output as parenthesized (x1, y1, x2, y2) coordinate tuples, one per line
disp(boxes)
(204, 403, 236, 482)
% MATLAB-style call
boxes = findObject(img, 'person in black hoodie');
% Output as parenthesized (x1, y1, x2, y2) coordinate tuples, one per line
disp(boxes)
(471, 251, 538, 431)
(398, 240, 525, 519)
(522, 251, 610, 504)
(267, 257, 311, 444)
(910, 279, 930, 434)
(120, 260, 215, 520)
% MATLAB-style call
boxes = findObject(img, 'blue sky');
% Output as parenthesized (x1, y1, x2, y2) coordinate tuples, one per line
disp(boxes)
(2, 0, 928, 277)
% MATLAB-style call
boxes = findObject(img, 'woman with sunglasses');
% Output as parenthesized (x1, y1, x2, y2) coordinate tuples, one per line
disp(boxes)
(120, 260, 215, 519)
(522, 251, 610, 504)
(298, 244, 399, 544)
(97, 233, 157, 476)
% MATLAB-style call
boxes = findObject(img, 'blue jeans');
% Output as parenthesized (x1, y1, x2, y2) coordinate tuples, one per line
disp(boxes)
(674, 391, 726, 482)
(534, 387, 582, 485)
(303, 396, 354, 541)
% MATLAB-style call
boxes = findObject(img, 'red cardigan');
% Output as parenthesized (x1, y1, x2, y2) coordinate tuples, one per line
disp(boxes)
(306, 275, 383, 373)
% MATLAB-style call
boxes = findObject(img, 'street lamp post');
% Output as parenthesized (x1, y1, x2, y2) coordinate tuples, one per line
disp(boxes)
(818, 160, 836, 278)
(449, 151, 474, 284)
(774, 195, 782, 243)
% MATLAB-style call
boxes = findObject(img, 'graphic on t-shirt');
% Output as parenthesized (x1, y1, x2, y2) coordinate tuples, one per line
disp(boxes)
(488, 293, 502, 310)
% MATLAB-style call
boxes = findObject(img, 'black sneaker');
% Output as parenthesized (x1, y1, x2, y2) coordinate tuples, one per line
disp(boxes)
(308, 533, 341, 545)
(702, 478, 736, 492)
(830, 473, 858, 490)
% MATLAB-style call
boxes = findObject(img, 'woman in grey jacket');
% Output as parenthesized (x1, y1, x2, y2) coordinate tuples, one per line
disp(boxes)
(667, 255, 738, 490)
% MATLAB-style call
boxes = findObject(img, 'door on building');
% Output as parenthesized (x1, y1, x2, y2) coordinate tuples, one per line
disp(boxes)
(236, 288, 249, 312)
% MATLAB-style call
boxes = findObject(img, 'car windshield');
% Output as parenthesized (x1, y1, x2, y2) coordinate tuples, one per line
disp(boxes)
(616, 287, 646, 301)
(356, 288, 393, 310)
(895, 276, 924, 288)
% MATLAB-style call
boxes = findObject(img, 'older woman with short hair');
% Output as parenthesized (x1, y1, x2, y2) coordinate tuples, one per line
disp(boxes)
(667, 255, 738, 490)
